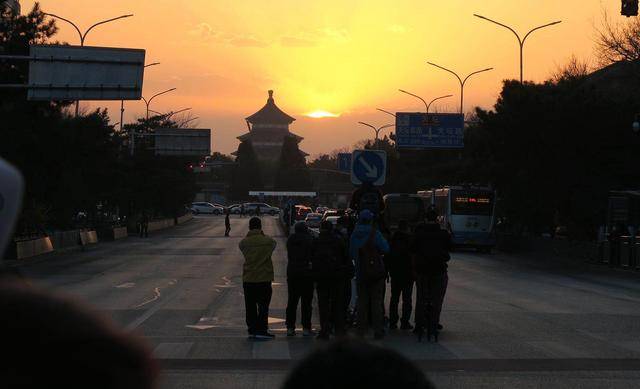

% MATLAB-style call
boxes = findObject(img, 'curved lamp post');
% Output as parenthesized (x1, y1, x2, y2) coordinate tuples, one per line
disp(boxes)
(426, 63, 493, 114)
(43, 13, 133, 116)
(358, 121, 394, 150)
(473, 14, 561, 83)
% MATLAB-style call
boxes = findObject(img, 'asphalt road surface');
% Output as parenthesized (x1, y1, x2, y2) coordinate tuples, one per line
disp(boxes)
(13, 216, 640, 388)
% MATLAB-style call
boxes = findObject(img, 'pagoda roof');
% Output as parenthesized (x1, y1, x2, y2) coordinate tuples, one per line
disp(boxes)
(245, 90, 296, 125)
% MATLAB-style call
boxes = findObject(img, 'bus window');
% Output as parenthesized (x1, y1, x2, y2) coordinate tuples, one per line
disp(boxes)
(451, 190, 493, 216)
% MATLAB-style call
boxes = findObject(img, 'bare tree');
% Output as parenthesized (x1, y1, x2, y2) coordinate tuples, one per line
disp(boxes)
(552, 55, 591, 83)
(596, 11, 640, 65)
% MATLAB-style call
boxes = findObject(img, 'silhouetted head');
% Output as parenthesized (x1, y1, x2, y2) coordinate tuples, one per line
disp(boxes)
(398, 220, 409, 232)
(282, 339, 435, 389)
(249, 217, 262, 230)
(320, 221, 333, 232)
(294, 221, 308, 234)
(0, 281, 157, 389)
(426, 209, 438, 222)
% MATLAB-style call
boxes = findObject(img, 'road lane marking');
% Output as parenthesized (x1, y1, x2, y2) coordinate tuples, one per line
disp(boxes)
(134, 287, 161, 308)
(115, 282, 136, 289)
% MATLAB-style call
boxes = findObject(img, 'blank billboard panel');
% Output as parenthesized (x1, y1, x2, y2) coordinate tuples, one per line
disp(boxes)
(27, 45, 145, 101)
(155, 128, 211, 157)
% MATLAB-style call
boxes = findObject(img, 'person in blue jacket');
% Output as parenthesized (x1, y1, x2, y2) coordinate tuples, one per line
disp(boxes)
(349, 210, 390, 339)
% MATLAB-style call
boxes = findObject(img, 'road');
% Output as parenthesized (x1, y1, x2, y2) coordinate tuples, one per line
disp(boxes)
(13, 216, 640, 388)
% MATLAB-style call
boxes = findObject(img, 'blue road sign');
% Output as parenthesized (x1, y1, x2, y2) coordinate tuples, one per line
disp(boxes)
(337, 153, 352, 172)
(395, 113, 464, 149)
(351, 150, 386, 186)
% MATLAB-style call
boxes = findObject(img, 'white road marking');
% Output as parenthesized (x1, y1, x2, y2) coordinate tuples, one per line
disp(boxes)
(115, 282, 135, 289)
(134, 287, 161, 308)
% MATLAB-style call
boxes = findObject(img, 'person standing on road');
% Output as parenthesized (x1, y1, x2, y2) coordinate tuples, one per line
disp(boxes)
(285, 222, 315, 337)
(239, 217, 277, 340)
(312, 221, 354, 340)
(240, 204, 246, 218)
(224, 208, 231, 237)
(388, 220, 415, 331)
(139, 211, 149, 238)
(349, 210, 389, 340)
(411, 209, 452, 342)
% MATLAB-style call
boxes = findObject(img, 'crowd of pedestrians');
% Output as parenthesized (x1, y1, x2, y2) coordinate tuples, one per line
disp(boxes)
(238, 201, 452, 342)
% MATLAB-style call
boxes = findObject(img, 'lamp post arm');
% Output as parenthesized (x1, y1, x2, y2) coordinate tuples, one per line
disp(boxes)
(427, 62, 463, 86)
(82, 14, 134, 44)
(462, 68, 494, 87)
(43, 13, 83, 43)
(473, 14, 522, 45)
(521, 21, 562, 46)
(148, 88, 177, 106)
(426, 94, 453, 114)
(376, 108, 396, 118)
(398, 89, 429, 113)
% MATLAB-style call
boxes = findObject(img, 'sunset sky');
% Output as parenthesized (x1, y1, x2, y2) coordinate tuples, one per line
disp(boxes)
(23, 0, 622, 156)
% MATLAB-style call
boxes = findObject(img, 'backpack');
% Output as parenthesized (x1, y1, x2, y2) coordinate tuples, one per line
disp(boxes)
(358, 227, 386, 284)
(359, 191, 380, 215)
(311, 236, 340, 279)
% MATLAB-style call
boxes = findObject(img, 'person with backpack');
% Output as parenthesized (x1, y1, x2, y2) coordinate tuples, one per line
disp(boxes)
(349, 210, 389, 339)
(388, 220, 414, 331)
(312, 221, 353, 340)
(411, 209, 452, 342)
(285, 222, 315, 337)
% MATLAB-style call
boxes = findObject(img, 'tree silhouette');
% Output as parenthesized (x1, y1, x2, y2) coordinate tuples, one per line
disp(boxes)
(231, 140, 263, 200)
(275, 135, 312, 191)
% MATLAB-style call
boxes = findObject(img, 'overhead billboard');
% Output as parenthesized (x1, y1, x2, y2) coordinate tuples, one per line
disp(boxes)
(154, 128, 211, 157)
(27, 45, 145, 101)
(395, 113, 464, 149)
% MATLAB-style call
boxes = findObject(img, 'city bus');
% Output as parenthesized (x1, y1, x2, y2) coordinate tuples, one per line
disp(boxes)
(418, 186, 497, 252)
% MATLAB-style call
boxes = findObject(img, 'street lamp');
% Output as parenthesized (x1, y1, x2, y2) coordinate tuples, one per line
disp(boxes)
(142, 88, 177, 120)
(426, 62, 493, 114)
(358, 121, 394, 150)
(473, 14, 561, 83)
(43, 12, 134, 116)
(120, 62, 161, 133)
(398, 89, 453, 115)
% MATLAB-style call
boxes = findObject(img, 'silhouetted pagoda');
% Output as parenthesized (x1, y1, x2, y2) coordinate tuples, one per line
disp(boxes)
(234, 90, 307, 188)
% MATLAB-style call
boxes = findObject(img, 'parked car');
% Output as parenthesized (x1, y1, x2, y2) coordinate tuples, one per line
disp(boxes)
(304, 213, 323, 228)
(191, 202, 225, 215)
(325, 215, 340, 227)
(243, 202, 281, 216)
(321, 209, 342, 222)
(227, 204, 241, 214)
(295, 205, 313, 221)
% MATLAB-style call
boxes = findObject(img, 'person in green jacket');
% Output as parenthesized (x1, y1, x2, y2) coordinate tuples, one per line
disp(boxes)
(239, 217, 277, 340)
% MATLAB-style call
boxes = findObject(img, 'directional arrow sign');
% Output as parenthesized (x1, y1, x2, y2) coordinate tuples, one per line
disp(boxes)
(351, 150, 386, 186)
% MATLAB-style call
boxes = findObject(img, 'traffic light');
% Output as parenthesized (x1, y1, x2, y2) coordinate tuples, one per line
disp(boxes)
(622, 0, 639, 17)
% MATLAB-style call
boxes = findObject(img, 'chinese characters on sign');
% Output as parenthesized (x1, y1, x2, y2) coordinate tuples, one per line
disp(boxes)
(395, 113, 465, 149)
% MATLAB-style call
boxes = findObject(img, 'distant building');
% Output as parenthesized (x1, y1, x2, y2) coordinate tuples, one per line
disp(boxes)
(233, 90, 307, 188)
(1, 0, 20, 16)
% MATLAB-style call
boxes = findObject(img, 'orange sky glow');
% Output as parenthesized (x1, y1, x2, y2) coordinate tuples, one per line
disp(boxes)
(23, 0, 623, 156)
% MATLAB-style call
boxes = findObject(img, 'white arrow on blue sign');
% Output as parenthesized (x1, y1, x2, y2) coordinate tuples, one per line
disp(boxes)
(351, 149, 386, 186)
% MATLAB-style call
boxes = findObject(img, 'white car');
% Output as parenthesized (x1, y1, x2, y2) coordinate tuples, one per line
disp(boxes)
(191, 202, 224, 215)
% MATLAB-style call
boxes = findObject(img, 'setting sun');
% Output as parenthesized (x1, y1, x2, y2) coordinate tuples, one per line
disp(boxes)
(306, 110, 340, 119)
